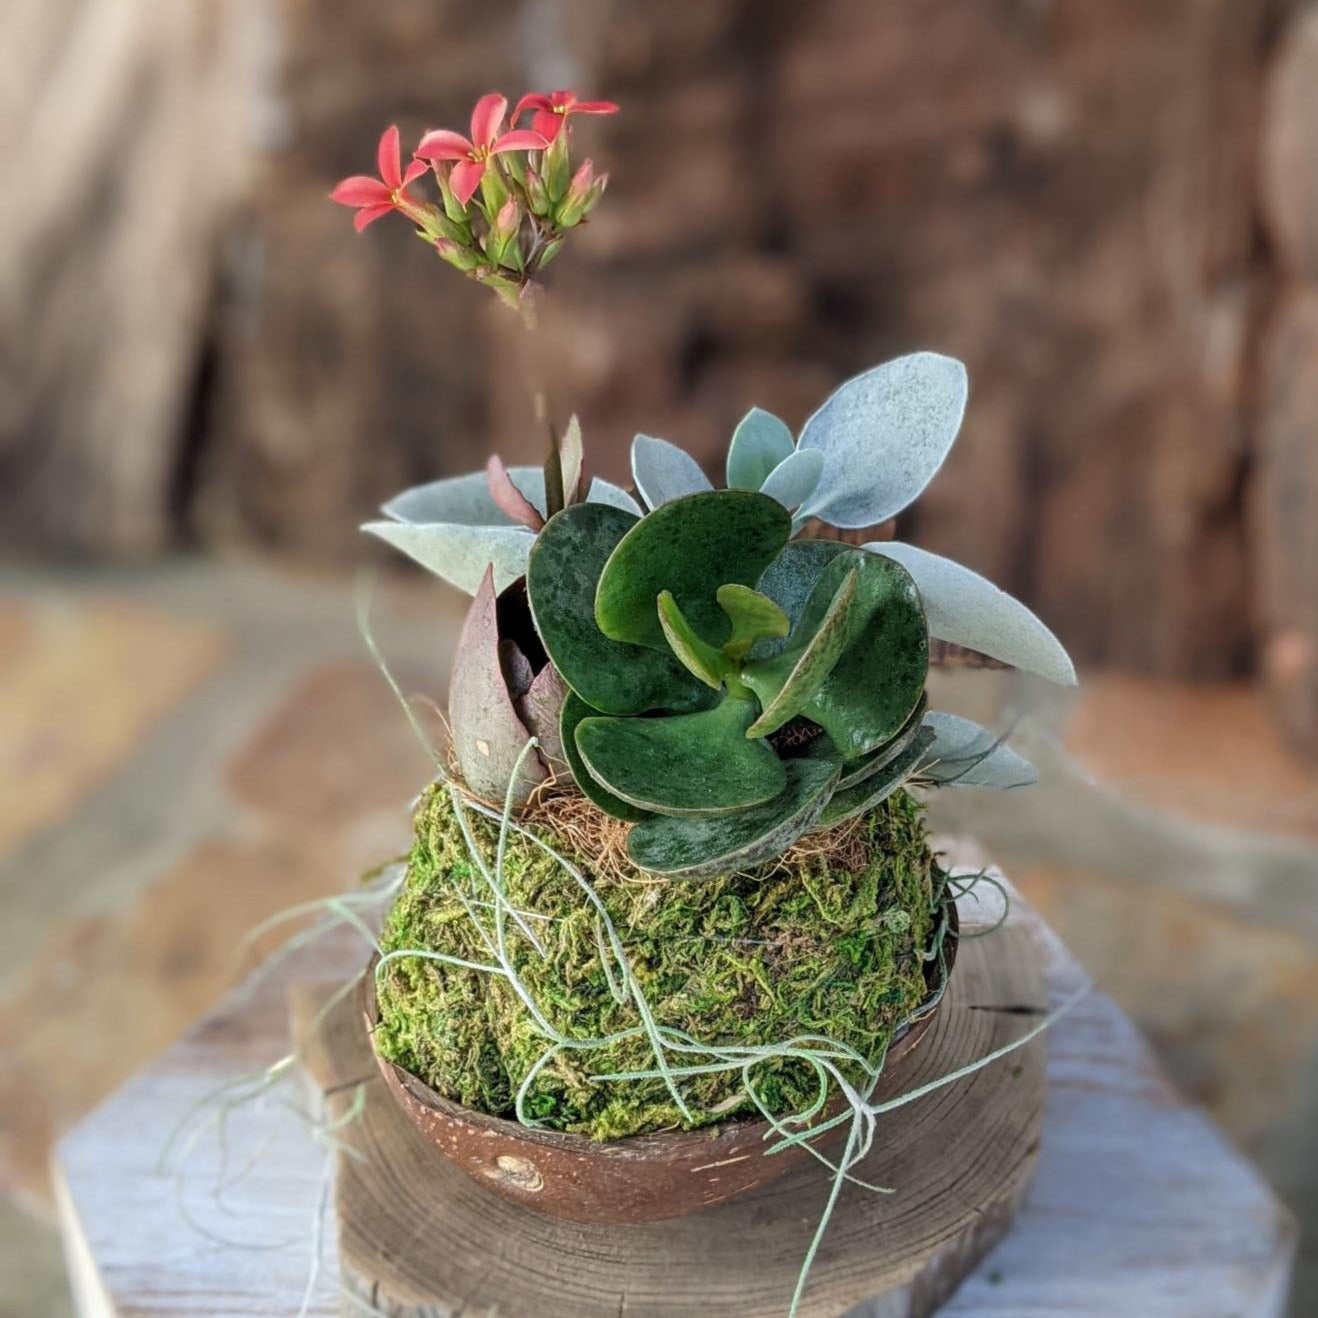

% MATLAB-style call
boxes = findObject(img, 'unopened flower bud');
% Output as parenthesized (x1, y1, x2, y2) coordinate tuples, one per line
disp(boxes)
(486, 198, 522, 267)
(434, 238, 481, 272)
(524, 167, 551, 216)
(556, 160, 595, 227)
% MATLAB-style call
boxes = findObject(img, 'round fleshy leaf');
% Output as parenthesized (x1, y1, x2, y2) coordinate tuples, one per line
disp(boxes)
(631, 434, 714, 509)
(362, 521, 533, 595)
(448, 567, 547, 804)
(559, 692, 651, 821)
(725, 408, 795, 490)
(864, 541, 1076, 686)
(758, 448, 825, 511)
(834, 694, 928, 791)
(743, 560, 861, 738)
(382, 467, 547, 525)
(595, 491, 791, 650)
(627, 750, 841, 878)
(916, 712, 1038, 788)
(575, 697, 786, 817)
(797, 353, 968, 528)
(810, 726, 935, 830)
(527, 503, 709, 715)
(801, 553, 929, 759)
(751, 540, 851, 659)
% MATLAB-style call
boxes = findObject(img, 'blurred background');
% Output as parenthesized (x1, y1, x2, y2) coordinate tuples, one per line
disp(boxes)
(2, 0, 1317, 1313)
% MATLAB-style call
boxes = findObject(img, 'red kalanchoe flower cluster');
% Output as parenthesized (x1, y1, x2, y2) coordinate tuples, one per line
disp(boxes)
(330, 89, 614, 314)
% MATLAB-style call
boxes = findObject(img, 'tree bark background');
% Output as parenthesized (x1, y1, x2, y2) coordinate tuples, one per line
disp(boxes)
(2, 0, 1316, 749)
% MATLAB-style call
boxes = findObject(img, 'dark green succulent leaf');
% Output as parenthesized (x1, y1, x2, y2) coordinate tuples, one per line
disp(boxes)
(657, 591, 731, 690)
(559, 692, 652, 821)
(527, 503, 709, 715)
(915, 713, 1037, 789)
(750, 539, 851, 659)
(449, 566, 548, 805)
(834, 694, 928, 790)
(716, 584, 789, 661)
(627, 751, 842, 878)
(811, 727, 935, 830)
(575, 697, 787, 817)
(595, 491, 791, 651)
(743, 560, 861, 737)
(802, 554, 929, 759)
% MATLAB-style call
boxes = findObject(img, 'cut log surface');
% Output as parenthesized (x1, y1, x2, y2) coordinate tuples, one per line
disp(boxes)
(53, 861, 1297, 1318)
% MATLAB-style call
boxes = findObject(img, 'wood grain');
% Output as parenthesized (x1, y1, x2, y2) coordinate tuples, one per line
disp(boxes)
(53, 866, 1297, 1317)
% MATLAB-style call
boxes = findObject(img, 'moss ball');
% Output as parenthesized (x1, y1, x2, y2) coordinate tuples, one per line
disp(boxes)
(374, 784, 941, 1141)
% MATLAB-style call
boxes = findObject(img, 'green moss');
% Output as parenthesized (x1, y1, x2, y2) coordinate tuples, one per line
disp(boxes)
(374, 785, 942, 1140)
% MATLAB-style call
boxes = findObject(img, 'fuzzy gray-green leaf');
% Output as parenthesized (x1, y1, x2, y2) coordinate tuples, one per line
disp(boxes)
(363, 521, 534, 596)
(726, 408, 795, 490)
(575, 697, 786, 817)
(864, 541, 1076, 686)
(797, 352, 967, 528)
(631, 434, 714, 509)
(758, 448, 824, 510)
(916, 713, 1038, 789)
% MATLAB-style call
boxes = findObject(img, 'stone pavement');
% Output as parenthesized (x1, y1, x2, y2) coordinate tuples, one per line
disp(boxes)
(1, 560, 1315, 1317)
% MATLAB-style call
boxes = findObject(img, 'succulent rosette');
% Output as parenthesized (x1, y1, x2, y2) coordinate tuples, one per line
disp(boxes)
(368, 352, 1073, 878)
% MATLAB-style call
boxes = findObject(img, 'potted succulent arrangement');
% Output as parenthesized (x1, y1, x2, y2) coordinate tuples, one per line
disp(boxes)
(333, 88, 1075, 1302)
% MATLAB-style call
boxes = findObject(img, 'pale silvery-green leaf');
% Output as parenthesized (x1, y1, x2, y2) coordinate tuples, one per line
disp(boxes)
(726, 408, 795, 490)
(758, 448, 825, 511)
(631, 434, 714, 509)
(864, 541, 1076, 685)
(797, 353, 967, 528)
(383, 467, 547, 525)
(586, 477, 643, 515)
(918, 713, 1037, 788)
(362, 521, 534, 595)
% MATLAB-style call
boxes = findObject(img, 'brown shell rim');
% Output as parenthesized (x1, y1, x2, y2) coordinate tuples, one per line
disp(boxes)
(364, 895, 958, 1158)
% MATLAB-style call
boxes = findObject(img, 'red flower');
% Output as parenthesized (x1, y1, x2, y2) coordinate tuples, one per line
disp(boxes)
(415, 93, 548, 207)
(511, 90, 618, 143)
(330, 125, 428, 232)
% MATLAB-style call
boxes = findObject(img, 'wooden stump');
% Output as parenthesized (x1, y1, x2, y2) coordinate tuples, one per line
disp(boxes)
(294, 925, 1045, 1318)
